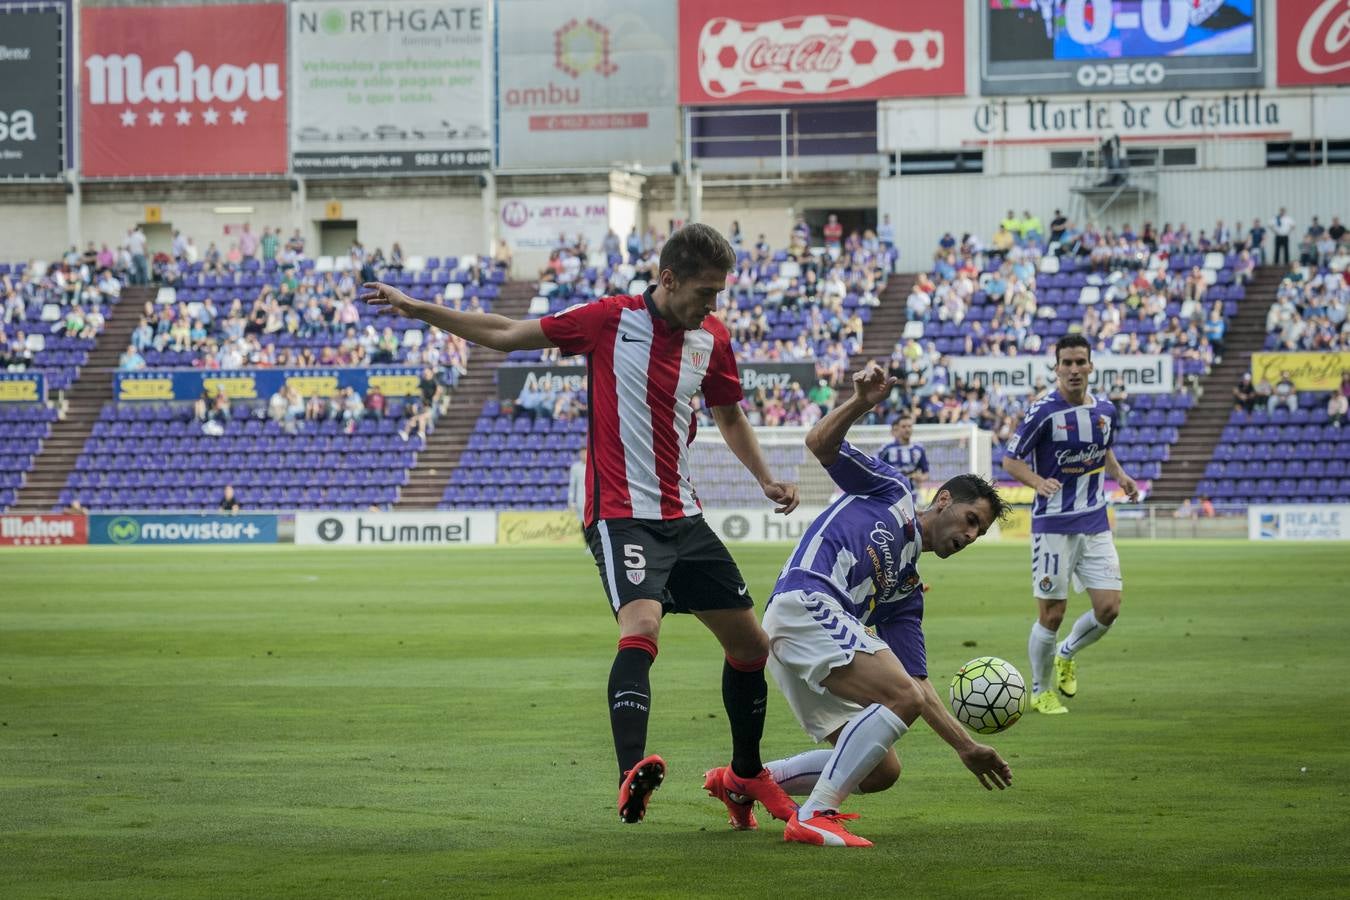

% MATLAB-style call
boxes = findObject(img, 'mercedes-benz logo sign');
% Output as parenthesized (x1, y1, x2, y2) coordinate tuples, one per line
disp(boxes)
(317, 518, 344, 542)
(724, 514, 750, 540)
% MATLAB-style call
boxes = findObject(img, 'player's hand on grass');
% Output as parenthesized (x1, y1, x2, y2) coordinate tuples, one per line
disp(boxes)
(851, 362, 897, 408)
(959, 743, 1012, 791)
(763, 480, 799, 515)
(1117, 473, 1140, 503)
(361, 282, 419, 317)
(1035, 477, 1062, 499)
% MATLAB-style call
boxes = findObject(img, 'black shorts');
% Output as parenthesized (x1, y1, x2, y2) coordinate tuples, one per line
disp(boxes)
(584, 516, 752, 616)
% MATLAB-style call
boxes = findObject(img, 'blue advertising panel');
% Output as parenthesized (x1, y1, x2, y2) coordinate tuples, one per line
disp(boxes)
(89, 514, 279, 545)
(0, 371, 47, 402)
(981, 0, 1263, 94)
(113, 367, 424, 401)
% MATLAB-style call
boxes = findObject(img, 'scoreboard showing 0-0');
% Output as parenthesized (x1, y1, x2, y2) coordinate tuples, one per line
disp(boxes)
(981, 0, 1264, 95)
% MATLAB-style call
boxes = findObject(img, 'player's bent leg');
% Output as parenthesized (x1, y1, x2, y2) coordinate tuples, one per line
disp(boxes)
(1055, 587, 1120, 698)
(856, 748, 901, 794)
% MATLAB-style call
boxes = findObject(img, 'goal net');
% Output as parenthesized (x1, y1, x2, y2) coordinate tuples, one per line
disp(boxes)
(689, 423, 992, 510)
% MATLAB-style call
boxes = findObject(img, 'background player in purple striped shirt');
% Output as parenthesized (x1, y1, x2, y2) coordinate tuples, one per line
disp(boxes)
(708, 363, 1012, 847)
(1002, 334, 1139, 716)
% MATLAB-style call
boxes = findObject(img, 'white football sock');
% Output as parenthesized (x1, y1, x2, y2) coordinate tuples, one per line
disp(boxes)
(799, 704, 906, 820)
(1029, 621, 1058, 694)
(765, 749, 833, 796)
(1058, 610, 1110, 659)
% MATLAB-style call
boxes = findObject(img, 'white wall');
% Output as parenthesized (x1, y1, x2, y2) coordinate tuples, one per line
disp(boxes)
(0, 202, 71, 262)
(302, 195, 485, 259)
(879, 164, 1350, 268)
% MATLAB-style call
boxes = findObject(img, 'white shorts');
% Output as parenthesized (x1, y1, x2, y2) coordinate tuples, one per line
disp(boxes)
(762, 589, 890, 743)
(1031, 531, 1122, 600)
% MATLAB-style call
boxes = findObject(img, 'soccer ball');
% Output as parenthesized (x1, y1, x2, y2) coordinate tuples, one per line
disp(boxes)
(949, 656, 1028, 735)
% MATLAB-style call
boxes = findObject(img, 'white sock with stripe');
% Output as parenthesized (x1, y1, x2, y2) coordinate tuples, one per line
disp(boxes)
(799, 704, 906, 820)
(1029, 621, 1058, 694)
(1058, 611, 1110, 659)
(766, 749, 833, 796)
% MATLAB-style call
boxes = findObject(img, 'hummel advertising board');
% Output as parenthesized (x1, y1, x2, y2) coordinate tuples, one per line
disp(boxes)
(296, 511, 496, 546)
(947, 354, 1173, 396)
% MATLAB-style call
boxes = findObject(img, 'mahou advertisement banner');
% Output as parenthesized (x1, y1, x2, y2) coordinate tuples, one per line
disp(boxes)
(80, 4, 286, 177)
(678, 0, 964, 105)
(1277, 0, 1350, 86)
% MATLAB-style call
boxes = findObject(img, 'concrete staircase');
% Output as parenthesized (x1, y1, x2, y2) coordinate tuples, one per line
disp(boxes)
(13, 286, 149, 512)
(397, 281, 537, 508)
(836, 271, 916, 402)
(1147, 266, 1284, 503)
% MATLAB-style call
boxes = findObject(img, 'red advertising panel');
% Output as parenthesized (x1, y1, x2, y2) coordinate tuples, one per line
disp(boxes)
(80, 4, 286, 176)
(1278, 0, 1350, 85)
(0, 514, 88, 546)
(678, 0, 964, 104)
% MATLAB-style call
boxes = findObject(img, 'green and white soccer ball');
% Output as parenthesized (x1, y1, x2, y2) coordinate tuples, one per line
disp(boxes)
(949, 656, 1028, 735)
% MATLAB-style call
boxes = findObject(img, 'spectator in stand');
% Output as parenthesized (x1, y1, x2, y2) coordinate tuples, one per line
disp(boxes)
(219, 484, 241, 514)
(603, 228, 622, 261)
(1198, 495, 1216, 518)
(126, 225, 148, 285)
(259, 226, 279, 264)
(1049, 209, 1068, 245)
(792, 215, 811, 248)
(399, 397, 432, 442)
(1108, 376, 1131, 428)
(729, 221, 743, 249)
(365, 385, 386, 420)
(418, 365, 443, 418)
(1021, 210, 1044, 246)
(1173, 498, 1195, 519)
(807, 377, 835, 412)
(1328, 391, 1348, 428)
(1269, 370, 1298, 414)
(878, 214, 895, 249)
(118, 343, 146, 371)
(238, 223, 258, 260)
(1271, 207, 1295, 266)
(823, 214, 843, 250)
(992, 221, 1015, 253)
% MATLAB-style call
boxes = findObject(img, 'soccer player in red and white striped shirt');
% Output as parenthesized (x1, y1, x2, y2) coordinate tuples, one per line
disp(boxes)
(363, 224, 801, 828)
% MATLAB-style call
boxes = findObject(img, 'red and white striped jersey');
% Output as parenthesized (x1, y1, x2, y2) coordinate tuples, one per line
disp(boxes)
(538, 288, 743, 526)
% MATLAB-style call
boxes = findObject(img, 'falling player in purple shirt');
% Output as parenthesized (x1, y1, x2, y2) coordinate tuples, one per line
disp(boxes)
(1002, 334, 1139, 716)
(703, 362, 1012, 847)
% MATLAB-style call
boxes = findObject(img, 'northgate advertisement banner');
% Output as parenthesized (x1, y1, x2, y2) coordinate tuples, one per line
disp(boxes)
(981, 0, 1263, 95)
(80, 4, 287, 177)
(497, 0, 677, 168)
(678, 0, 964, 105)
(290, 0, 491, 174)
(1277, 0, 1350, 86)
(0, 1, 67, 178)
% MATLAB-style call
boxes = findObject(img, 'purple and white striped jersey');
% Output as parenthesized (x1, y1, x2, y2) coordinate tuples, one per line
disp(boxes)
(772, 441, 925, 625)
(1006, 389, 1118, 534)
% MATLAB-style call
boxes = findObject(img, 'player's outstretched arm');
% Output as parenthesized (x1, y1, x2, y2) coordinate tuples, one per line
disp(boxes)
(710, 403, 799, 514)
(361, 282, 554, 352)
(1104, 448, 1140, 502)
(1002, 454, 1061, 499)
(804, 362, 896, 467)
(915, 678, 1012, 791)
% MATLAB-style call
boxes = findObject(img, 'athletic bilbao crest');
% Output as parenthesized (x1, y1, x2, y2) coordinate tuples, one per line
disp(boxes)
(690, 350, 706, 368)
(626, 569, 645, 585)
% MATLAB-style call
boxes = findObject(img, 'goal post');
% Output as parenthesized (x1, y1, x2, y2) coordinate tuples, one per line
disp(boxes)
(689, 423, 993, 510)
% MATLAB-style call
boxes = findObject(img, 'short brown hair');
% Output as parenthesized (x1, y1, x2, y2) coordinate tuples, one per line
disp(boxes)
(1054, 333, 1092, 364)
(658, 223, 736, 282)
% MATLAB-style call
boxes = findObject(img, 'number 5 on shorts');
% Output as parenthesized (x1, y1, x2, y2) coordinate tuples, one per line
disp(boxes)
(624, 544, 646, 570)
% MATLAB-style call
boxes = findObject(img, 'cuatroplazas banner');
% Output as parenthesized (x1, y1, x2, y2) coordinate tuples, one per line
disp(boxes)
(113, 367, 425, 401)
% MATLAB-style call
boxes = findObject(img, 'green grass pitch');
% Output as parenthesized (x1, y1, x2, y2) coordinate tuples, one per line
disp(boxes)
(2, 541, 1348, 898)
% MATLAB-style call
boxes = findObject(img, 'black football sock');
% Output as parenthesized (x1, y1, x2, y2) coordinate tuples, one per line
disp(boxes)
(609, 636, 657, 780)
(723, 654, 769, 779)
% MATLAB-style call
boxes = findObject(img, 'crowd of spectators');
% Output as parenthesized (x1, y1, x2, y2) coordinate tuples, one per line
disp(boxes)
(1262, 212, 1349, 352)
